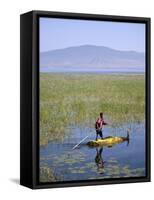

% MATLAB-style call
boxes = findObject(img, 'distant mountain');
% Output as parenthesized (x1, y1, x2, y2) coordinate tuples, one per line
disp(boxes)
(40, 45, 145, 72)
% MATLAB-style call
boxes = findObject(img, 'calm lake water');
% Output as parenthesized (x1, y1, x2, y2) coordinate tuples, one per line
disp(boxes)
(40, 122, 146, 182)
(40, 67, 144, 75)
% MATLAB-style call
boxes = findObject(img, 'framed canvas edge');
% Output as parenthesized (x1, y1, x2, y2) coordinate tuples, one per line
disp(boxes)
(28, 10, 151, 189)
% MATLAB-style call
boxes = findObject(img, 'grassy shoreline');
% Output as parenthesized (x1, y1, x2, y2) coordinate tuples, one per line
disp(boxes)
(40, 73, 145, 146)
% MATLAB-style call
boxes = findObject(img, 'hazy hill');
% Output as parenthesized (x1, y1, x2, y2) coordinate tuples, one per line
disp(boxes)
(40, 45, 145, 72)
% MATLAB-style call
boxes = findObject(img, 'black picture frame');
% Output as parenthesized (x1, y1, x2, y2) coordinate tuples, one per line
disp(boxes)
(20, 10, 151, 189)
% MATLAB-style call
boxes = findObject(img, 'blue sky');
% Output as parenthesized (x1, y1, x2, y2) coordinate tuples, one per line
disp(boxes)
(40, 17, 145, 53)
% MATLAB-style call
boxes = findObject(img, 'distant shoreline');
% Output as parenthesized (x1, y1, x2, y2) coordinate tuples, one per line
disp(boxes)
(40, 70, 145, 75)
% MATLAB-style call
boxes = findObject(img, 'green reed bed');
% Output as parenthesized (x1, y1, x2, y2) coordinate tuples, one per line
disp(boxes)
(40, 73, 145, 146)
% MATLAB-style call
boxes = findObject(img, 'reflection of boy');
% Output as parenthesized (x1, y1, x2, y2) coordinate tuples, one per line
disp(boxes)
(95, 112, 107, 140)
(95, 148, 105, 171)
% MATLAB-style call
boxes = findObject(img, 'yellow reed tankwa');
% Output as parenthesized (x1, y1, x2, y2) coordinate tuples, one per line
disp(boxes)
(87, 136, 126, 147)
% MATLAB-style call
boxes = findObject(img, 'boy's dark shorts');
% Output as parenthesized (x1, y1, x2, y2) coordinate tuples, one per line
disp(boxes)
(96, 129, 103, 138)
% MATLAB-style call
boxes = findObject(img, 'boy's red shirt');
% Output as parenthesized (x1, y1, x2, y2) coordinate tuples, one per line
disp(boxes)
(95, 117, 107, 129)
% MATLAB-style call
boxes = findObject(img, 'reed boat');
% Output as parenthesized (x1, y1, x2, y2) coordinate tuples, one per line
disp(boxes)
(87, 132, 129, 147)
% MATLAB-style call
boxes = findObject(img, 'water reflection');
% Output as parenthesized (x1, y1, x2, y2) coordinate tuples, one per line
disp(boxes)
(40, 122, 145, 182)
(95, 148, 105, 173)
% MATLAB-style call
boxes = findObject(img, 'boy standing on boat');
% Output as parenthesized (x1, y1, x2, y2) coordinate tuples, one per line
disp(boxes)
(95, 112, 107, 140)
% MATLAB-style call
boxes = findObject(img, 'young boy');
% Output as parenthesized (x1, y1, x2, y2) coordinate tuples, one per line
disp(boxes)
(95, 112, 107, 140)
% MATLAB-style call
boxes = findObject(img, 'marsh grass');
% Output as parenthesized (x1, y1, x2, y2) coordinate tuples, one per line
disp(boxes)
(40, 73, 145, 146)
(40, 166, 56, 182)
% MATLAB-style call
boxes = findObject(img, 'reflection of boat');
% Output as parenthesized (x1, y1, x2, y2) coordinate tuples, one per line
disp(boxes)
(87, 132, 129, 147)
